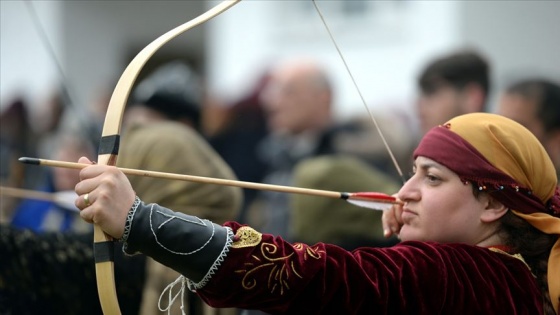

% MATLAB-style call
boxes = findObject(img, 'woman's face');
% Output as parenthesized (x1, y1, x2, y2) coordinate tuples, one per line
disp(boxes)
(397, 156, 490, 244)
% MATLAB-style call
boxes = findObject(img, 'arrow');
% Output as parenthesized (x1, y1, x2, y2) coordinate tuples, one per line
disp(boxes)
(19, 157, 401, 211)
(0, 186, 79, 212)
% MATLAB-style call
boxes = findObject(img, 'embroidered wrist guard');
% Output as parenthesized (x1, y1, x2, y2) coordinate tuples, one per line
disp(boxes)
(122, 198, 233, 288)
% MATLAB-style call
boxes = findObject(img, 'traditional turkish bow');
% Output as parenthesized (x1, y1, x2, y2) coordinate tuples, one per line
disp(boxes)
(92, 1, 240, 314)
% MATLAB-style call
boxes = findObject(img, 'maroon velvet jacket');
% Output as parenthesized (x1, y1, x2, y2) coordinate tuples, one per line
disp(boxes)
(198, 222, 543, 315)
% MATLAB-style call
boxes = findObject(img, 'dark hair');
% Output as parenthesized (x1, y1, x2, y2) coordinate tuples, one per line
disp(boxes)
(500, 211, 556, 315)
(505, 79, 560, 133)
(132, 91, 201, 129)
(128, 61, 203, 129)
(470, 183, 556, 314)
(419, 50, 490, 99)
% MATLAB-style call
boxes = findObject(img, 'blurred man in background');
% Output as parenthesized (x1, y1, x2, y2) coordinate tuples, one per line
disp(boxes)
(247, 57, 400, 242)
(416, 49, 491, 135)
(496, 78, 560, 180)
(125, 60, 242, 315)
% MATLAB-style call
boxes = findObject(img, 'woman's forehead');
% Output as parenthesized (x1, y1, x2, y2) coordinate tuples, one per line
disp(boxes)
(413, 156, 453, 173)
(414, 156, 439, 168)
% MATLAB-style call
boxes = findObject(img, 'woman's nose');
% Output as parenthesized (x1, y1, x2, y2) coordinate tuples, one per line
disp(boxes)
(397, 176, 420, 202)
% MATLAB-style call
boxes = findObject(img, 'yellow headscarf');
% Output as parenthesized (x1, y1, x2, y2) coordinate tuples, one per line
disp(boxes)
(414, 113, 560, 313)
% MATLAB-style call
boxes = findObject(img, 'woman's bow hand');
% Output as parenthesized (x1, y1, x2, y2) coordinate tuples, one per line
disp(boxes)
(74, 156, 136, 239)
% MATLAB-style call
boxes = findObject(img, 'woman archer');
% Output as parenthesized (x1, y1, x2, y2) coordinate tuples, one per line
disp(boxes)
(75, 113, 560, 314)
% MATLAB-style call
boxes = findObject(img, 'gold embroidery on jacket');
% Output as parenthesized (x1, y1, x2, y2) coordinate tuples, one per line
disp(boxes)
(231, 226, 262, 248)
(235, 242, 325, 295)
(488, 247, 534, 276)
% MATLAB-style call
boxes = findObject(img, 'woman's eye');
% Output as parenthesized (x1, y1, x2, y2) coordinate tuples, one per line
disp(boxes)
(426, 174, 440, 183)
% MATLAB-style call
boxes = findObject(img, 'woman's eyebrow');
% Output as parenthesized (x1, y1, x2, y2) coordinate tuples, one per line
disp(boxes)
(416, 160, 441, 171)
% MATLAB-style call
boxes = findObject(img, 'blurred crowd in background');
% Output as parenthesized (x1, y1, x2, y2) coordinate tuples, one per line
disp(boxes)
(1, 2, 559, 314)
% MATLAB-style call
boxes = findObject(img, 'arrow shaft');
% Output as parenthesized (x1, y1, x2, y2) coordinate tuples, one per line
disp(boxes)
(20, 157, 400, 204)
(0, 186, 56, 202)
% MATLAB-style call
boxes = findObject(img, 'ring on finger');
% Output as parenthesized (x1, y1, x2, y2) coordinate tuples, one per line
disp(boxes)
(84, 193, 90, 207)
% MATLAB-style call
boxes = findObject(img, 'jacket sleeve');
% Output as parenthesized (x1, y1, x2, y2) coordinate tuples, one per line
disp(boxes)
(121, 197, 233, 290)
(121, 198, 542, 315)
(196, 223, 542, 315)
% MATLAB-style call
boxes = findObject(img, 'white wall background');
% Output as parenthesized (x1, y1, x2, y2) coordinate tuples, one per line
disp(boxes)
(206, 1, 463, 120)
(2, 1, 559, 126)
(1, 1, 63, 108)
(462, 1, 560, 110)
(1, 0, 206, 115)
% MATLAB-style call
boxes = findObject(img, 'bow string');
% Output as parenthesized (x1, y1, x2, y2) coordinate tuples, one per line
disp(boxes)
(312, 0, 406, 184)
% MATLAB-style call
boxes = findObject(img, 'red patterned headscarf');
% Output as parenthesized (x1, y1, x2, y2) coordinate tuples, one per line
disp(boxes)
(414, 113, 560, 313)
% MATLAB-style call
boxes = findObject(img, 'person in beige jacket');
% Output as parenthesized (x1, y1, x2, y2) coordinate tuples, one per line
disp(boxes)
(119, 60, 242, 315)
(118, 122, 242, 315)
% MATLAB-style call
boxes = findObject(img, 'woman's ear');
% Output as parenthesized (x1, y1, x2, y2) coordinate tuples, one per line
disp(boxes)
(480, 195, 508, 223)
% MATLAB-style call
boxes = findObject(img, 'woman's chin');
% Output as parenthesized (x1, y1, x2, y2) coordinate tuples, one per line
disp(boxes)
(398, 226, 420, 242)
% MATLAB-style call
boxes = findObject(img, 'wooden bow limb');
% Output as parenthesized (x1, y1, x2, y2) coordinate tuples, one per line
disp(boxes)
(91, 1, 241, 313)
(20, 157, 402, 210)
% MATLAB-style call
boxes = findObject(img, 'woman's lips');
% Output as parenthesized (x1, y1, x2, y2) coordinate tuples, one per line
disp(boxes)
(401, 208, 417, 221)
